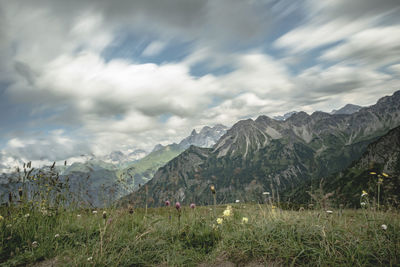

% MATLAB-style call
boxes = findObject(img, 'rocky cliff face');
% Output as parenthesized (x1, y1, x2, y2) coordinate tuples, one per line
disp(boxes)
(125, 91, 400, 207)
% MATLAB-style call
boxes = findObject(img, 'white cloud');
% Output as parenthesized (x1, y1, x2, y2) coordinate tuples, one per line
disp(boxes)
(321, 26, 400, 67)
(0, 0, 400, 169)
(142, 41, 166, 57)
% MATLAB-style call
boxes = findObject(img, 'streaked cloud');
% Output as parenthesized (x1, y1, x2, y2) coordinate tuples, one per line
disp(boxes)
(0, 0, 399, 171)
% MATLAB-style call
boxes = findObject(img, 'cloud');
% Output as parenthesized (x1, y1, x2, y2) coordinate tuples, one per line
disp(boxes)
(0, 0, 399, 169)
(320, 26, 400, 67)
(274, 0, 400, 53)
(142, 41, 166, 57)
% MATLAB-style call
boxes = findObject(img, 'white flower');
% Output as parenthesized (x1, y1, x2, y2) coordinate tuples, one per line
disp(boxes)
(92, 210, 98, 214)
(32, 241, 38, 247)
(262, 192, 270, 195)
(24, 213, 30, 218)
(216, 218, 223, 224)
(54, 234, 60, 238)
(87, 256, 93, 261)
(360, 202, 366, 207)
(326, 210, 333, 214)
(77, 214, 81, 218)
(381, 224, 387, 230)
(235, 199, 240, 203)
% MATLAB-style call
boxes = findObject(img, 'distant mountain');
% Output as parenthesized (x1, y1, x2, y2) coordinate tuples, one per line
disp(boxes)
(179, 124, 228, 149)
(273, 111, 298, 121)
(125, 91, 400, 207)
(331, 104, 362, 115)
(1, 124, 227, 207)
(130, 124, 228, 189)
(101, 149, 148, 165)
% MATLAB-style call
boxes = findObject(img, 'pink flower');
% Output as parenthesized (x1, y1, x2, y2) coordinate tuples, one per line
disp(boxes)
(165, 200, 170, 207)
(190, 203, 196, 209)
(175, 202, 181, 210)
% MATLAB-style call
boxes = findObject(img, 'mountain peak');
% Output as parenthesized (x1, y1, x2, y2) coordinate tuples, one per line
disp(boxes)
(178, 124, 228, 149)
(331, 104, 362, 115)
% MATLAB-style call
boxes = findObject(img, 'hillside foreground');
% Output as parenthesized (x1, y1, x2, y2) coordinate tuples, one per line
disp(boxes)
(1, 203, 399, 266)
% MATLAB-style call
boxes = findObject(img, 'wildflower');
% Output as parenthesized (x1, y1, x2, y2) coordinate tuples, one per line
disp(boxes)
(361, 202, 366, 207)
(210, 185, 216, 194)
(382, 172, 389, 178)
(32, 241, 38, 248)
(77, 214, 81, 218)
(223, 208, 231, 217)
(271, 205, 276, 209)
(102, 211, 107, 219)
(262, 192, 270, 195)
(217, 218, 223, 224)
(361, 190, 368, 197)
(87, 257, 93, 262)
(175, 202, 181, 210)
(381, 224, 387, 230)
(24, 213, 30, 218)
(242, 217, 249, 223)
(235, 199, 240, 203)
(54, 234, 60, 238)
(326, 210, 333, 214)
(378, 178, 383, 184)
(370, 172, 377, 175)
(190, 203, 196, 209)
(0, 215, 3, 221)
(165, 200, 170, 206)
(92, 210, 98, 214)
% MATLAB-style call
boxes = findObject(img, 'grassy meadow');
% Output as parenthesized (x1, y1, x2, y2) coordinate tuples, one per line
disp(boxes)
(1, 202, 399, 266)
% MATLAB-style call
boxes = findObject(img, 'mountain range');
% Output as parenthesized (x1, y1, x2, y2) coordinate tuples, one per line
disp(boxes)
(124, 91, 400, 207)
(0, 124, 227, 206)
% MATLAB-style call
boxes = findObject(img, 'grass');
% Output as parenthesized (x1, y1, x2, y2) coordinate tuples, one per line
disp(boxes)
(1, 204, 399, 266)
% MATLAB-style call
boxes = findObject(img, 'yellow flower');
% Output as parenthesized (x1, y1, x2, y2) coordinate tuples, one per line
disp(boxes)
(223, 209, 231, 217)
(271, 205, 276, 209)
(217, 218, 223, 224)
(0, 215, 3, 221)
(370, 172, 377, 175)
(378, 178, 383, 183)
(382, 172, 389, 178)
(361, 190, 368, 197)
(242, 217, 248, 223)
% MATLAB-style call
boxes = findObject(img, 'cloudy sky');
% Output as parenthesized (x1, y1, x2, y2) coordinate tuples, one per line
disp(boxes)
(0, 0, 400, 170)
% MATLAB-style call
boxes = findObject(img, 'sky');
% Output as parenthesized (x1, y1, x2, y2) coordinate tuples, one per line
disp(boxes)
(0, 0, 400, 171)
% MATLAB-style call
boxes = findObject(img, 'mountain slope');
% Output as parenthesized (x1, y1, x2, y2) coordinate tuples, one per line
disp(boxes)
(324, 125, 400, 207)
(126, 91, 400, 207)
